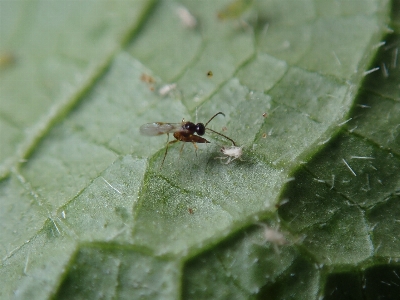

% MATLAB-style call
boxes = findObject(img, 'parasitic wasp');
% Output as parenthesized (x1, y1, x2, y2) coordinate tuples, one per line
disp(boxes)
(140, 112, 236, 167)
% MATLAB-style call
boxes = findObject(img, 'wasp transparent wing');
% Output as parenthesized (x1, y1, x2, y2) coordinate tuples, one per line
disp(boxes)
(140, 122, 182, 136)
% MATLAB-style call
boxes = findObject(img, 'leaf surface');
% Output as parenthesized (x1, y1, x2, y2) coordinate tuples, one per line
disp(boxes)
(0, 0, 399, 299)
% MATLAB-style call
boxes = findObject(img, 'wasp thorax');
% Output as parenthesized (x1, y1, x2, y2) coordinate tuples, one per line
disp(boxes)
(184, 122, 196, 132)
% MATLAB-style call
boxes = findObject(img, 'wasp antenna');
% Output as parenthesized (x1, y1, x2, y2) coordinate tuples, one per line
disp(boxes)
(206, 128, 236, 146)
(204, 112, 225, 127)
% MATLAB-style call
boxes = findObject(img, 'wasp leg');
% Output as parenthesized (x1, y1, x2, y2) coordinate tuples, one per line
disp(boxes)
(179, 142, 185, 154)
(161, 134, 178, 169)
(192, 142, 198, 156)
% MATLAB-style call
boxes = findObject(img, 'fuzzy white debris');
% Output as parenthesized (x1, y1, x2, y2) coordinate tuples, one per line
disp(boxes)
(159, 83, 177, 96)
(61, 210, 66, 219)
(216, 145, 243, 164)
(176, 6, 197, 29)
(102, 177, 122, 194)
(342, 158, 357, 176)
(330, 175, 335, 190)
(350, 156, 375, 160)
(363, 67, 380, 76)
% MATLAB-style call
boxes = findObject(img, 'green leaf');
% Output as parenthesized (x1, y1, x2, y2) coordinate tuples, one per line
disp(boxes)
(1, 0, 399, 299)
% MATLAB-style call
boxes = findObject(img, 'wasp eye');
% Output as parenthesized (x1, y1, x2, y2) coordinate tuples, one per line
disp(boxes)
(196, 123, 205, 135)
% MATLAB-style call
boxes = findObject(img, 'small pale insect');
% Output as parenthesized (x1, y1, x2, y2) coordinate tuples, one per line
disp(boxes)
(158, 83, 177, 96)
(176, 6, 197, 29)
(257, 223, 289, 254)
(263, 226, 287, 246)
(217, 145, 243, 164)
